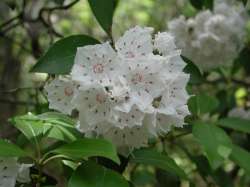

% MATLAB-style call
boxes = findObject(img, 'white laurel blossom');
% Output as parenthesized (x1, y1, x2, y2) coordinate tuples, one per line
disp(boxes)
(45, 26, 190, 154)
(0, 157, 32, 187)
(168, 0, 247, 70)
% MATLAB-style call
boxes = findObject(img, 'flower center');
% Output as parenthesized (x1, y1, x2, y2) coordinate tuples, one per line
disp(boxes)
(131, 73, 143, 84)
(125, 51, 135, 58)
(64, 87, 74, 96)
(93, 64, 104, 73)
(96, 94, 106, 104)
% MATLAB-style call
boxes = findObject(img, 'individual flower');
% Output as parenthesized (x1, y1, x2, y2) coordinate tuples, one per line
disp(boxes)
(168, 0, 247, 70)
(71, 42, 119, 86)
(44, 77, 78, 115)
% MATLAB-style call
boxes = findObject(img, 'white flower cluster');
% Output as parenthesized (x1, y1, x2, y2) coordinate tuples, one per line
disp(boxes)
(45, 26, 190, 153)
(168, 0, 247, 70)
(0, 157, 31, 187)
(229, 107, 250, 120)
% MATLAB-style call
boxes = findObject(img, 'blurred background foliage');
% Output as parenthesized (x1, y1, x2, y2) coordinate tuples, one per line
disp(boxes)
(1, 0, 250, 186)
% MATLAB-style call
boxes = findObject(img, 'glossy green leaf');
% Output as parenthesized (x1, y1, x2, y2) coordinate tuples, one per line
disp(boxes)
(53, 138, 120, 164)
(190, 0, 203, 9)
(218, 117, 250, 134)
(0, 139, 29, 157)
(130, 148, 188, 179)
(183, 55, 204, 84)
(230, 144, 250, 175)
(193, 122, 233, 169)
(10, 113, 78, 142)
(88, 0, 118, 35)
(31, 35, 99, 74)
(10, 114, 45, 140)
(68, 161, 129, 187)
(188, 94, 219, 115)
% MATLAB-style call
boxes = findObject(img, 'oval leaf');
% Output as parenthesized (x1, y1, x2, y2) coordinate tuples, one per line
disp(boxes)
(182, 55, 204, 84)
(188, 94, 219, 116)
(31, 35, 99, 74)
(52, 138, 120, 164)
(130, 148, 188, 179)
(218, 117, 250, 134)
(88, 0, 118, 35)
(230, 144, 250, 175)
(0, 139, 29, 157)
(192, 122, 233, 169)
(69, 161, 129, 187)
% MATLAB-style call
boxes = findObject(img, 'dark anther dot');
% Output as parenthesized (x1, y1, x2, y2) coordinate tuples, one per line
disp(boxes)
(85, 97, 88, 100)
(88, 104, 92, 108)
(95, 126, 98, 129)
(102, 54, 105, 58)
(145, 88, 149, 93)
(110, 67, 114, 71)
(126, 119, 129, 122)
(103, 111, 106, 116)
(145, 66, 148, 70)
(95, 109, 98, 113)
(99, 80, 103, 83)
(118, 118, 122, 123)
(130, 131, 134, 135)
(114, 130, 118, 135)
(125, 96, 130, 101)
(83, 73, 87, 76)
(141, 53, 145, 56)
(109, 59, 112, 62)
(57, 98, 61, 101)
(123, 42, 126, 46)
(94, 53, 97, 57)
(137, 45, 141, 48)
(122, 134, 126, 138)
(131, 115, 135, 118)
(137, 64, 140, 67)
(87, 57, 90, 60)
(149, 81, 153, 84)
(123, 75, 126, 78)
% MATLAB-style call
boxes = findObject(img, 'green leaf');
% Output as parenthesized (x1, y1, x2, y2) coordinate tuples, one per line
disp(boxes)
(188, 94, 219, 116)
(218, 117, 250, 134)
(130, 148, 188, 179)
(31, 35, 99, 74)
(11, 113, 78, 142)
(68, 161, 129, 187)
(10, 114, 45, 140)
(37, 112, 79, 142)
(204, 0, 214, 9)
(88, 0, 118, 35)
(230, 144, 250, 175)
(52, 138, 120, 164)
(0, 139, 29, 157)
(241, 0, 248, 6)
(192, 122, 233, 169)
(190, 0, 203, 10)
(182, 55, 204, 84)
